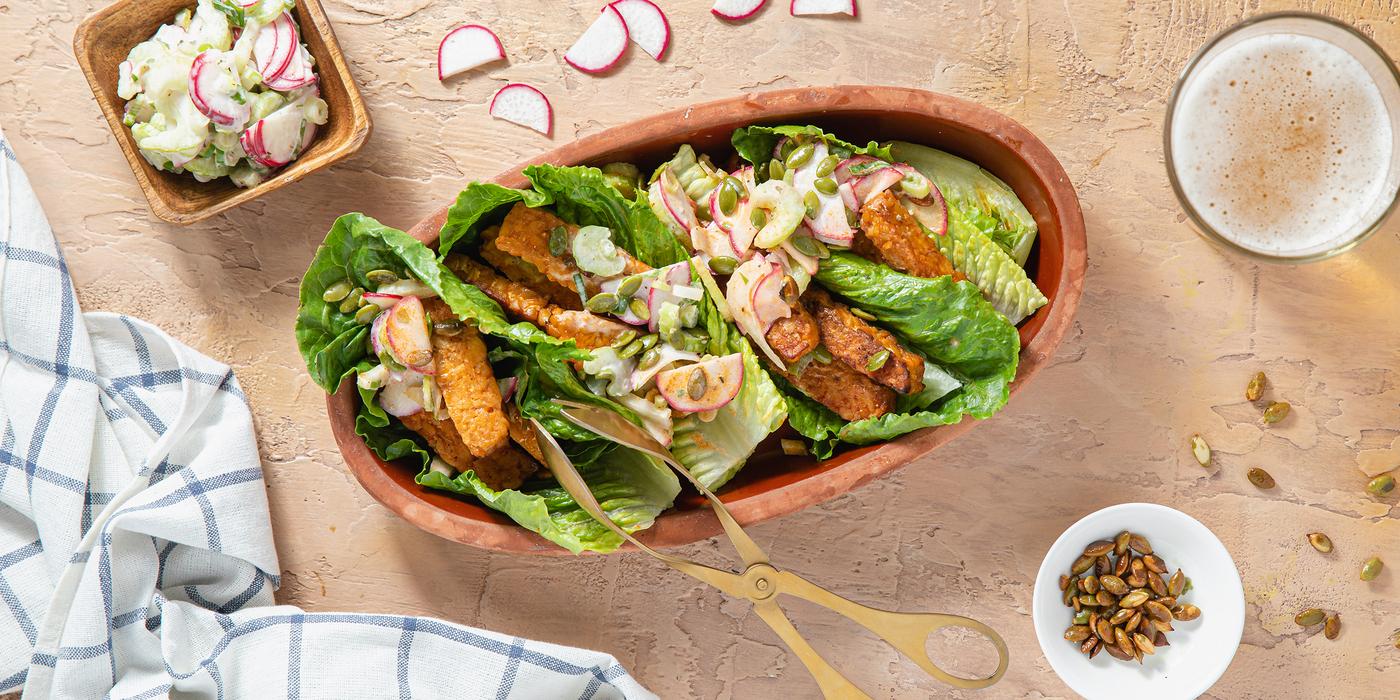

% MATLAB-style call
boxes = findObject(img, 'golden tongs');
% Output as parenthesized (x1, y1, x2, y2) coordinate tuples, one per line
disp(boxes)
(529, 400, 1009, 698)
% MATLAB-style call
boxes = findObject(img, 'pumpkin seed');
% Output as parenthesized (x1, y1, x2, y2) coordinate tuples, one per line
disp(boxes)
(1295, 608, 1325, 626)
(1064, 625, 1091, 642)
(1246, 371, 1266, 401)
(1084, 540, 1115, 557)
(638, 347, 663, 372)
(1361, 557, 1384, 581)
(1144, 600, 1173, 623)
(638, 333, 659, 352)
(618, 339, 644, 359)
(1171, 604, 1201, 621)
(814, 177, 839, 196)
(1072, 592, 1081, 612)
(322, 279, 353, 303)
(366, 269, 399, 285)
(804, 191, 820, 219)
(1095, 590, 1115, 607)
(1119, 590, 1150, 608)
(1325, 614, 1341, 640)
(1096, 619, 1114, 642)
(1133, 632, 1156, 655)
(1154, 630, 1170, 647)
(781, 276, 800, 307)
(1129, 534, 1153, 555)
(616, 274, 643, 298)
(1144, 554, 1168, 574)
(846, 208, 860, 228)
(1114, 531, 1132, 556)
(785, 143, 815, 170)
(1063, 585, 1075, 607)
(1080, 637, 1098, 654)
(1303, 532, 1332, 554)
(813, 345, 832, 363)
(1100, 575, 1128, 596)
(850, 307, 878, 322)
(338, 288, 365, 314)
(1191, 434, 1211, 467)
(1114, 627, 1134, 656)
(1156, 596, 1177, 610)
(610, 329, 637, 349)
(688, 367, 707, 398)
(1139, 614, 1155, 638)
(1147, 571, 1168, 597)
(1104, 640, 1132, 661)
(1078, 576, 1096, 593)
(1126, 611, 1142, 632)
(791, 235, 819, 257)
(810, 238, 831, 259)
(1089, 641, 1104, 659)
(1095, 555, 1112, 577)
(549, 226, 568, 257)
(1125, 571, 1147, 589)
(708, 257, 738, 276)
(668, 329, 687, 348)
(1248, 467, 1276, 489)
(779, 138, 798, 161)
(769, 160, 786, 181)
(354, 305, 379, 325)
(1367, 474, 1396, 495)
(1114, 553, 1131, 577)
(1264, 401, 1291, 423)
(718, 184, 738, 217)
(1169, 569, 1186, 597)
(1074, 609, 1093, 625)
(750, 208, 768, 230)
(629, 298, 650, 321)
(1109, 608, 1134, 626)
(434, 319, 465, 336)
(865, 350, 890, 372)
(815, 154, 840, 177)
(724, 176, 748, 200)
(1078, 594, 1097, 607)
(587, 293, 619, 314)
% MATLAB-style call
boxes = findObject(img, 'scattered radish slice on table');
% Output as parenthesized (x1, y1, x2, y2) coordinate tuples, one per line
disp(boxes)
(712, 0, 767, 20)
(438, 25, 506, 79)
(564, 5, 629, 72)
(609, 0, 669, 60)
(489, 83, 552, 134)
(656, 354, 744, 413)
(790, 0, 856, 16)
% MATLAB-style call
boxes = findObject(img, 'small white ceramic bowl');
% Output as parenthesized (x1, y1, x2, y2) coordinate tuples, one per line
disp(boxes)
(1032, 503, 1245, 700)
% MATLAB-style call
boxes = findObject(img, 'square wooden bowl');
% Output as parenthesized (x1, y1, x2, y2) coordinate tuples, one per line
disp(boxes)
(73, 0, 371, 225)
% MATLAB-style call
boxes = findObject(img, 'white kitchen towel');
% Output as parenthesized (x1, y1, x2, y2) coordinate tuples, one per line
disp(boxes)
(0, 128, 656, 700)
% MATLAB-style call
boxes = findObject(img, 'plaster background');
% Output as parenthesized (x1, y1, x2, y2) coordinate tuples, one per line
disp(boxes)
(3, 0, 1399, 697)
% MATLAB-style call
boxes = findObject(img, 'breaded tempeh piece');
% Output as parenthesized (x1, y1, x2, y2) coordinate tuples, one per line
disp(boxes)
(399, 410, 477, 473)
(444, 253, 548, 322)
(766, 357, 895, 422)
(503, 402, 544, 463)
(765, 303, 821, 364)
(803, 288, 925, 395)
(859, 191, 969, 283)
(493, 204, 650, 297)
(467, 443, 540, 492)
(538, 308, 631, 350)
(481, 227, 584, 311)
(423, 299, 510, 458)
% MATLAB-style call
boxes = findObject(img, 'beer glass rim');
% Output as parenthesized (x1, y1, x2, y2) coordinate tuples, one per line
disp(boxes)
(1163, 11, 1400, 264)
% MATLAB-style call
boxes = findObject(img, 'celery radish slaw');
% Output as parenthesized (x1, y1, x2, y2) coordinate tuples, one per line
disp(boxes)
(117, 0, 328, 187)
(296, 125, 1046, 553)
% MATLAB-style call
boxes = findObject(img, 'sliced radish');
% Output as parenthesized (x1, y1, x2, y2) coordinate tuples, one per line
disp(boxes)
(385, 295, 434, 370)
(712, 0, 767, 20)
(239, 122, 270, 166)
(254, 12, 296, 82)
(645, 262, 693, 333)
(190, 51, 250, 129)
(609, 0, 669, 60)
(298, 120, 318, 156)
(656, 354, 744, 413)
(236, 0, 259, 7)
(790, 0, 856, 16)
(362, 292, 402, 310)
(498, 376, 518, 401)
(649, 168, 698, 236)
(749, 264, 791, 331)
(489, 83, 551, 135)
(249, 105, 307, 167)
(379, 369, 426, 417)
(600, 274, 653, 326)
(375, 278, 437, 298)
(851, 167, 903, 205)
(907, 198, 950, 238)
(264, 45, 316, 90)
(369, 311, 388, 355)
(438, 25, 506, 80)
(565, 5, 629, 72)
(788, 140, 854, 246)
(629, 346, 700, 389)
(837, 181, 859, 211)
(725, 256, 787, 368)
(832, 155, 884, 184)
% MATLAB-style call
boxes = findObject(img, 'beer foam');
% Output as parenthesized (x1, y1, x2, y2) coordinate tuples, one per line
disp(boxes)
(1171, 32, 1394, 255)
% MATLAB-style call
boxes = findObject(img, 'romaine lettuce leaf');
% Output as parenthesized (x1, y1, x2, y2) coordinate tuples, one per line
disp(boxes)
(888, 140, 1039, 267)
(523, 164, 690, 269)
(935, 209, 1048, 326)
(437, 182, 551, 255)
(731, 125, 893, 168)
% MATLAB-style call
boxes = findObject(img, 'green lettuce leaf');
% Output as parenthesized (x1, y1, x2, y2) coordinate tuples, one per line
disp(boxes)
(888, 140, 1038, 267)
(523, 164, 690, 268)
(934, 209, 1048, 326)
(437, 182, 550, 255)
(732, 125, 894, 168)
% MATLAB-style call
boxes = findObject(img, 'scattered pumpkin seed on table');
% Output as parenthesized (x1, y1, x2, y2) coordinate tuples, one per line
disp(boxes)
(1191, 435, 1211, 467)
(1248, 467, 1276, 489)
(1246, 371, 1267, 401)
(1367, 474, 1396, 495)
(1361, 557, 1384, 581)
(1325, 614, 1341, 640)
(1307, 533, 1333, 553)
(1263, 401, 1291, 424)
(1295, 608, 1325, 626)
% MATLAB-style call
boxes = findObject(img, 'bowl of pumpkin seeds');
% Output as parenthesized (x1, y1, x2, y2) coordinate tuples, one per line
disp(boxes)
(1032, 503, 1245, 699)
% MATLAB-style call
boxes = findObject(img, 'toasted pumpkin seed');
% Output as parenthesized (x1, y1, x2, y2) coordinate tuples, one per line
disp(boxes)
(1100, 575, 1128, 596)
(1156, 596, 1177, 610)
(1109, 608, 1134, 626)
(785, 143, 815, 170)
(434, 319, 465, 336)
(1114, 553, 1131, 577)
(814, 177, 839, 196)
(366, 269, 399, 285)
(1119, 590, 1150, 608)
(779, 138, 798, 161)
(815, 154, 840, 177)
(769, 160, 786, 181)
(1105, 640, 1132, 661)
(688, 367, 707, 398)
(668, 328, 687, 349)
(549, 226, 568, 258)
(810, 238, 831, 259)
(1129, 534, 1154, 555)
(708, 256, 738, 276)
(804, 191, 820, 219)
(718, 185, 738, 217)
(791, 235, 819, 257)
(1144, 600, 1173, 623)
(1096, 619, 1114, 642)
(1114, 531, 1131, 556)
(338, 288, 365, 314)
(1154, 630, 1170, 647)
(1169, 569, 1186, 597)
(1139, 614, 1155, 637)
(1367, 474, 1396, 495)
(1264, 401, 1291, 423)
(1095, 590, 1114, 607)
(586, 293, 619, 314)
(1074, 609, 1092, 625)
(1065, 625, 1091, 642)
(617, 338, 644, 359)
(1295, 608, 1325, 626)
(750, 207, 768, 230)
(1248, 467, 1276, 489)
(1063, 585, 1075, 607)
(1084, 540, 1115, 557)
(1072, 594, 1081, 612)
(1151, 619, 1174, 634)
(1191, 434, 1211, 467)
(353, 305, 379, 325)
(1079, 576, 1096, 593)
(1147, 571, 1168, 597)
(609, 329, 637, 349)
(813, 345, 832, 363)
(1246, 371, 1266, 401)
(1171, 604, 1201, 621)
(1144, 554, 1168, 574)
(1126, 611, 1142, 631)
(865, 350, 891, 372)
(1125, 571, 1147, 589)
(1114, 627, 1134, 656)
(322, 279, 353, 303)
(1059, 574, 1072, 591)
(638, 347, 663, 372)
(629, 298, 650, 321)
(617, 274, 643, 297)
(1362, 557, 1384, 581)
(1079, 637, 1098, 654)
(846, 308, 876, 324)
(846, 207, 860, 227)
(1089, 641, 1104, 659)
(1133, 632, 1156, 655)
(1096, 555, 1112, 576)
(1078, 594, 1097, 607)
(1325, 614, 1341, 640)
(724, 176, 748, 200)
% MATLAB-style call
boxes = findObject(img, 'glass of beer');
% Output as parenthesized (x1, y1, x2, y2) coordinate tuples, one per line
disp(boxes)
(1165, 12, 1400, 263)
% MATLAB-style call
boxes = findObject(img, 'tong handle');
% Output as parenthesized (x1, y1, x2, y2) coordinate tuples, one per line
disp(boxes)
(772, 570, 1009, 690)
(751, 599, 874, 700)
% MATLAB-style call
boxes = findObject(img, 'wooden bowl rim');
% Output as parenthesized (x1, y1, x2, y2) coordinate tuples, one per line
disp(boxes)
(72, 0, 373, 226)
(328, 85, 1088, 555)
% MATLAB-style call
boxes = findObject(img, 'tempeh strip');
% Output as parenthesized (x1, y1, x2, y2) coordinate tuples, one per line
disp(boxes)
(538, 307, 631, 350)
(444, 252, 548, 322)
(859, 191, 968, 282)
(764, 304, 821, 364)
(423, 299, 510, 458)
(803, 287, 925, 395)
(399, 411, 477, 473)
(480, 227, 585, 311)
(764, 356, 895, 422)
(493, 204, 650, 297)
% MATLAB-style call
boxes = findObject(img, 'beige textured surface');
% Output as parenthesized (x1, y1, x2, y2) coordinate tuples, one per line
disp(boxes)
(4, 0, 1400, 697)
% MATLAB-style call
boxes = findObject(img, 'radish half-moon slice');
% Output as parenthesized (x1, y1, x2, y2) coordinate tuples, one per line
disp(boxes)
(489, 83, 552, 135)
(564, 5, 630, 72)
(790, 0, 857, 16)
(712, 0, 767, 20)
(609, 0, 669, 60)
(437, 25, 506, 80)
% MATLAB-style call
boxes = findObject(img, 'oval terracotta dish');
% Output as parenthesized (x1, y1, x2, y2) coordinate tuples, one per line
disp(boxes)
(327, 86, 1087, 554)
